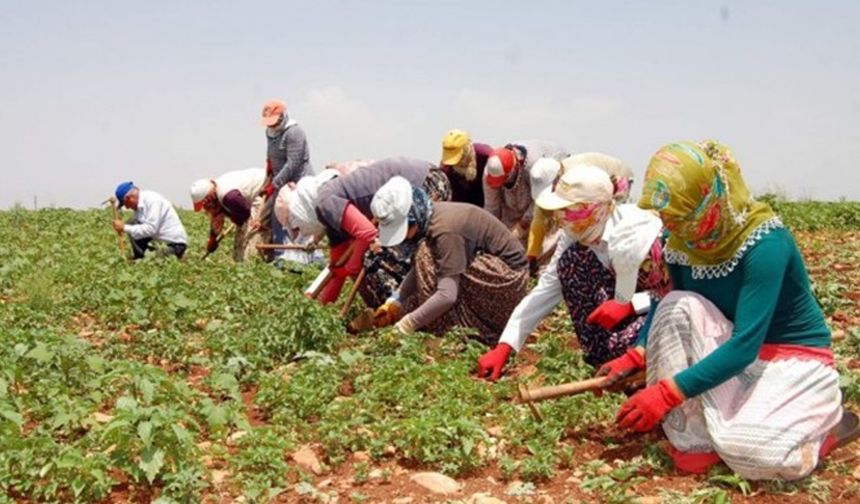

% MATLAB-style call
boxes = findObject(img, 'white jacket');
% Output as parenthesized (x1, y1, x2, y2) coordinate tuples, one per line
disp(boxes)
(498, 204, 660, 352)
(123, 190, 188, 244)
(215, 168, 267, 204)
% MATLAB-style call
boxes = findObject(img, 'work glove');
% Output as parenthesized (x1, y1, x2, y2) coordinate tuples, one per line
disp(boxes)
(206, 234, 219, 254)
(595, 348, 645, 386)
(394, 314, 416, 335)
(477, 343, 513, 381)
(616, 379, 684, 432)
(587, 300, 635, 330)
(263, 183, 275, 198)
(374, 299, 403, 328)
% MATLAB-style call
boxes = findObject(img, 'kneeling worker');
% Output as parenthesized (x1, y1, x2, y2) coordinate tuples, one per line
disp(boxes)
(113, 181, 188, 259)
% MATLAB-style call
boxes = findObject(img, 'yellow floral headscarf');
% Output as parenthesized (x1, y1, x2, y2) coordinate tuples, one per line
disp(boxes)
(638, 140, 776, 266)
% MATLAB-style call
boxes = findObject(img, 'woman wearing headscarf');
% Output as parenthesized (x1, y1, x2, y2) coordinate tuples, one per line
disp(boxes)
(483, 140, 570, 241)
(439, 129, 494, 207)
(477, 163, 670, 380)
(600, 140, 856, 480)
(277, 157, 451, 307)
(370, 177, 529, 343)
(526, 153, 635, 276)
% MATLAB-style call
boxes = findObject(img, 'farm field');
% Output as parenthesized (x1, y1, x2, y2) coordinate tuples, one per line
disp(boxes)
(1, 201, 860, 504)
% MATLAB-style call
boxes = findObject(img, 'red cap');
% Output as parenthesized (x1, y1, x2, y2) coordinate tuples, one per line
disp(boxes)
(485, 147, 516, 188)
(261, 99, 287, 127)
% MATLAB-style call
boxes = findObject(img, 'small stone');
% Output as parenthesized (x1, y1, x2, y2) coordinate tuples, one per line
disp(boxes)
(486, 476, 498, 485)
(353, 451, 371, 462)
(505, 481, 536, 497)
(228, 430, 247, 443)
(637, 497, 662, 504)
(410, 472, 462, 494)
(197, 441, 212, 450)
(565, 476, 581, 485)
(211, 469, 229, 485)
(292, 445, 323, 475)
(368, 469, 384, 480)
(392, 498, 414, 504)
(383, 445, 397, 456)
(833, 329, 846, 341)
(318, 478, 333, 488)
(487, 426, 504, 437)
(572, 469, 583, 478)
(596, 463, 613, 475)
(93, 412, 113, 423)
(468, 493, 507, 504)
(853, 462, 860, 480)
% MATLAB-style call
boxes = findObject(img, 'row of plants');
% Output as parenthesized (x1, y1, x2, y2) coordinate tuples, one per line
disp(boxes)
(0, 203, 858, 502)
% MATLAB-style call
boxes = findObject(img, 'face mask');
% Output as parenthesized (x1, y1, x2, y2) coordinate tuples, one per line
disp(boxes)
(558, 202, 611, 245)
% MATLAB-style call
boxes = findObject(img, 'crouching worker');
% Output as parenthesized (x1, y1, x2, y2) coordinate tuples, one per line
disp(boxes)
(601, 140, 857, 480)
(371, 177, 529, 343)
(294, 157, 450, 307)
(113, 181, 187, 259)
(477, 164, 669, 380)
(190, 168, 268, 262)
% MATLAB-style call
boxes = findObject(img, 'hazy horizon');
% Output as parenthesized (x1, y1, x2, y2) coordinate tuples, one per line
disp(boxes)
(2, 0, 859, 210)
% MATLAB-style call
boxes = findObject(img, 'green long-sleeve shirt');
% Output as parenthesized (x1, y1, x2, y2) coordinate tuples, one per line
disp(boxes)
(636, 226, 830, 398)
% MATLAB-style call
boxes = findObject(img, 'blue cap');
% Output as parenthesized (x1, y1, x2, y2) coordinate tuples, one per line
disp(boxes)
(115, 181, 134, 208)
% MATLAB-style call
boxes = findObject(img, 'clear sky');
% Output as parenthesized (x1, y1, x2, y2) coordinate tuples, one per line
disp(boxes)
(2, 0, 859, 209)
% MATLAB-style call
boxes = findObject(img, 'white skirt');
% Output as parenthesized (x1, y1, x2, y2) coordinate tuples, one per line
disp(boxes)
(646, 290, 842, 480)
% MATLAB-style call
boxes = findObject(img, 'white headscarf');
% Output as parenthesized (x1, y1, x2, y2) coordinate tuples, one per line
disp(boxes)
(606, 206, 663, 302)
(283, 169, 339, 238)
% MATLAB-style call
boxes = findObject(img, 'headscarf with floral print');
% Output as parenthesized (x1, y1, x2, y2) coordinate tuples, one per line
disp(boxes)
(638, 140, 775, 266)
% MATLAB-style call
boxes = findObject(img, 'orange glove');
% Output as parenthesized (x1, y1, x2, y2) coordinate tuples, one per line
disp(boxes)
(374, 300, 403, 328)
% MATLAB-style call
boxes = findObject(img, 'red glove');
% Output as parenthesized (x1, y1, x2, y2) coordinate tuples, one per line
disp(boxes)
(263, 183, 275, 198)
(616, 379, 684, 432)
(587, 300, 635, 330)
(206, 233, 219, 253)
(477, 343, 513, 381)
(596, 348, 645, 384)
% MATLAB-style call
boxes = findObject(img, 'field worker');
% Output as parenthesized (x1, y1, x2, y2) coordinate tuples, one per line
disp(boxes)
(371, 177, 529, 342)
(526, 154, 635, 275)
(287, 158, 451, 307)
(261, 99, 312, 265)
(438, 129, 493, 207)
(190, 168, 268, 262)
(483, 141, 569, 242)
(601, 140, 858, 479)
(112, 182, 188, 260)
(477, 164, 669, 380)
(324, 159, 374, 176)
